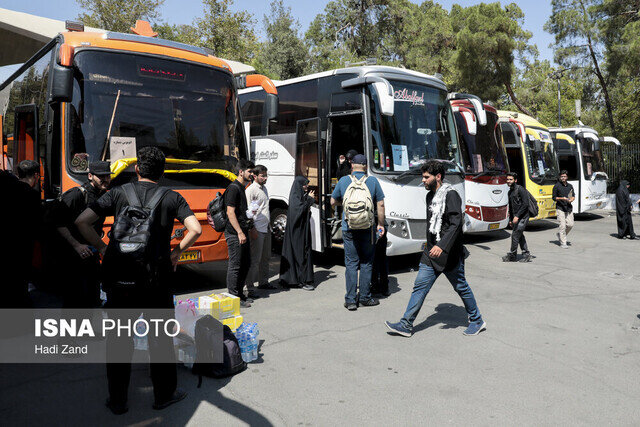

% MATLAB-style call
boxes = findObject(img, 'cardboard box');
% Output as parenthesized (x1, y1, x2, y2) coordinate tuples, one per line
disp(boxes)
(198, 293, 241, 319)
(222, 315, 243, 332)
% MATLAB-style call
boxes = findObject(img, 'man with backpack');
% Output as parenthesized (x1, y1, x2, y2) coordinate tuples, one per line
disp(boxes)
(503, 172, 532, 262)
(330, 154, 385, 311)
(76, 146, 202, 415)
(225, 159, 256, 307)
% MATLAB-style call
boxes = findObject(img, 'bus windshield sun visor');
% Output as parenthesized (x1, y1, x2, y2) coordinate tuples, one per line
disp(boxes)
(341, 76, 394, 116)
(447, 93, 487, 126)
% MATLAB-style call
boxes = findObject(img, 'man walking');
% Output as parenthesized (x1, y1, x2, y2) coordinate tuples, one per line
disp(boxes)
(331, 154, 385, 310)
(76, 146, 202, 414)
(245, 165, 276, 296)
(225, 159, 256, 307)
(385, 160, 485, 337)
(552, 170, 575, 248)
(503, 172, 532, 262)
(50, 161, 111, 307)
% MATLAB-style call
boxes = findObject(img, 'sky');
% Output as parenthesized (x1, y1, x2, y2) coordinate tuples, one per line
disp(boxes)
(0, 0, 556, 78)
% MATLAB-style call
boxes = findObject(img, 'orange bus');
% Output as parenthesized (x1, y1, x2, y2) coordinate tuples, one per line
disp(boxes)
(0, 20, 277, 264)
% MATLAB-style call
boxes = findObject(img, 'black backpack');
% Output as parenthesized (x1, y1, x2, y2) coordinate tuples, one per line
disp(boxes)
(103, 183, 169, 287)
(207, 192, 227, 232)
(526, 188, 539, 218)
(192, 316, 246, 387)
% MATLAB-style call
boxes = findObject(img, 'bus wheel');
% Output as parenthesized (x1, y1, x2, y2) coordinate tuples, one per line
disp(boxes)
(270, 208, 287, 245)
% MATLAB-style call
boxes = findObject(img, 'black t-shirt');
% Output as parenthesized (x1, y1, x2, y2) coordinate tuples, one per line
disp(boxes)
(90, 181, 194, 258)
(224, 180, 249, 234)
(51, 182, 106, 244)
(552, 182, 575, 213)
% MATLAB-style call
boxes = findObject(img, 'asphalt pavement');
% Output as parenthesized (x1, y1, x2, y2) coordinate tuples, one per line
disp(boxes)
(2, 210, 640, 425)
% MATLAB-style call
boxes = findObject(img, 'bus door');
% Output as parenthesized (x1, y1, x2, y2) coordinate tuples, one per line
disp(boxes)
(295, 118, 325, 251)
(13, 104, 38, 165)
(500, 121, 523, 179)
(326, 111, 365, 246)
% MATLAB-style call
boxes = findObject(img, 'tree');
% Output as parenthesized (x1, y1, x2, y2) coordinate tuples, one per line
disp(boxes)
(253, 0, 309, 80)
(305, 0, 391, 72)
(544, 0, 617, 136)
(192, 0, 259, 63)
(76, 0, 164, 32)
(450, 2, 536, 114)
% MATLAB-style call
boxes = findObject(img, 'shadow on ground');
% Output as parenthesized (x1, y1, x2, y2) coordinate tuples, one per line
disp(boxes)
(412, 303, 470, 334)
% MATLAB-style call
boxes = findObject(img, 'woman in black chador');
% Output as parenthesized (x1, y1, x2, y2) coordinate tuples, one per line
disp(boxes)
(615, 180, 637, 239)
(279, 176, 315, 290)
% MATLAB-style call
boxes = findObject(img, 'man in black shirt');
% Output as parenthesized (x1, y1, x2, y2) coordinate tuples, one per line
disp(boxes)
(385, 160, 485, 337)
(49, 161, 111, 307)
(552, 170, 575, 248)
(225, 159, 255, 307)
(76, 147, 202, 415)
(503, 172, 532, 262)
(0, 162, 42, 308)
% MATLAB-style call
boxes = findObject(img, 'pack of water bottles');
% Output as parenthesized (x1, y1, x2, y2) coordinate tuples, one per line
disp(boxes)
(235, 322, 259, 363)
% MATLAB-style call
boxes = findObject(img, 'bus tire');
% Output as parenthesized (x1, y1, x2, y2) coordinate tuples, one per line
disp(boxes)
(270, 207, 287, 253)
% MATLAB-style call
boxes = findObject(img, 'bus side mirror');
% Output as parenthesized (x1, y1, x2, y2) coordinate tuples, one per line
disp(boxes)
(265, 93, 279, 121)
(48, 63, 73, 103)
(371, 81, 394, 116)
(534, 140, 543, 152)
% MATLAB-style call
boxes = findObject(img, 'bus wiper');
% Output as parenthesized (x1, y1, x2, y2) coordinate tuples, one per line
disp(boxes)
(392, 169, 421, 181)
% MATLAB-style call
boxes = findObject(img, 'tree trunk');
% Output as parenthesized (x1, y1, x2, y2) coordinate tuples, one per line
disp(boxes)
(580, 0, 617, 137)
(504, 81, 534, 117)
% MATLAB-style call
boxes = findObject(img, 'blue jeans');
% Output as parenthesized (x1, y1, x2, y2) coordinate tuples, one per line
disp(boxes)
(343, 228, 375, 304)
(401, 259, 481, 329)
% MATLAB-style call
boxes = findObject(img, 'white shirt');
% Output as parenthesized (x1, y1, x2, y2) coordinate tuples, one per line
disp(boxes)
(246, 181, 270, 233)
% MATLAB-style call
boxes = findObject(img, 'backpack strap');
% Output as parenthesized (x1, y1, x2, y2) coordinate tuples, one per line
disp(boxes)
(144, 187, 170, 212)
(122, 183, 142, 208)
(78, 185, 88, 205)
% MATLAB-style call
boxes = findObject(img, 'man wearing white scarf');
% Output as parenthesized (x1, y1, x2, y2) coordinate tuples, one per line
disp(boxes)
(385, 160, 485, 337)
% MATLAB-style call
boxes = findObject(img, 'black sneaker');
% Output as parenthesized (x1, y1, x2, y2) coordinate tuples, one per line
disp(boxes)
(519, 253, 532, 262)
(153, 388, 187, 410)
(240, 300, 252, 308)
(359, 298, 380, 307)
(344, 302, 357, 311)
(106, 398, 128, 415)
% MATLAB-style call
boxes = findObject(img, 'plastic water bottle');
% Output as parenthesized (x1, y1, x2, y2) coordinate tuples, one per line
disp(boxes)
(133, 316, 148, 351)
(250, 334, 258, 361)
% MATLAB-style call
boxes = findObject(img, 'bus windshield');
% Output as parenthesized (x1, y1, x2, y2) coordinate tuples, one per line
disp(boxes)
(524, 129, 558, 185)
(456, 110, 507, 175)
(368, 80, 462, 175)
(580, 136, 605, 179)
(68, 50, 245, 180)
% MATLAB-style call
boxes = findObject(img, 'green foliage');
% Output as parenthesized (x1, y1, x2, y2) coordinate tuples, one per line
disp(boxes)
(253, 0, 309, 80)
(76, 0, 165, 32)
(450, 2, 534, 102)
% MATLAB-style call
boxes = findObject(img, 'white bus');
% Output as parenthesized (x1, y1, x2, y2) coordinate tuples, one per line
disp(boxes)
(451, 98, 510, 233)
(549, 125, 617, 213)
(239, 66, 465, 256)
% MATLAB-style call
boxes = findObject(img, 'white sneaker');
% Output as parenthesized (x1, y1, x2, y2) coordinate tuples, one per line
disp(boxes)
(561, 244, 569, 249)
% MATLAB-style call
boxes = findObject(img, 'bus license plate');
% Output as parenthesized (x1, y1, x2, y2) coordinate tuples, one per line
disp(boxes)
(488, 223, 500, 230)
(179, 250, 200, 263)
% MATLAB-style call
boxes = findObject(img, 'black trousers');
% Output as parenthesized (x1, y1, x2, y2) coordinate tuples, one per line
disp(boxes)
(225, 231, 251, 300)
(617, 212, 636, 238)
(509, 216, 530, 255)
(105, 284, 176, 405)
(371, 228, 389, 293)
(63, 253, 101, 309)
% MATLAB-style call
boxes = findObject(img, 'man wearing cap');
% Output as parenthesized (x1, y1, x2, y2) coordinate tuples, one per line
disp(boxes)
(49, 161, 111, 307)
(331, 153, 386, 311)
